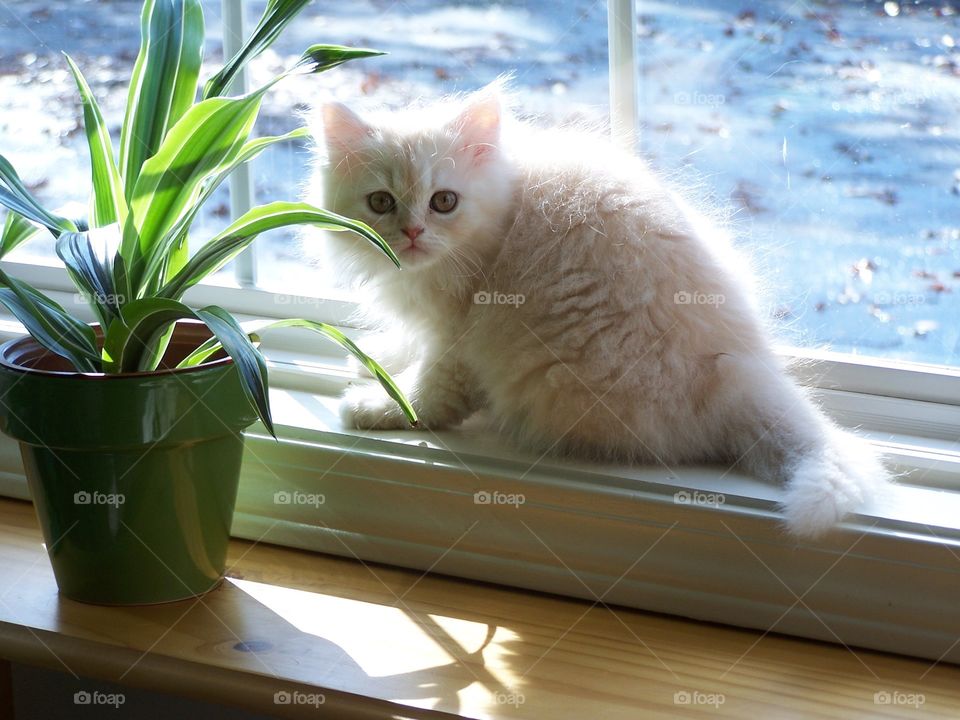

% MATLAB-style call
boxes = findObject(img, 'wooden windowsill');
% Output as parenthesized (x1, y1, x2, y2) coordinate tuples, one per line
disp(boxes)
(0, 497, 958, 719)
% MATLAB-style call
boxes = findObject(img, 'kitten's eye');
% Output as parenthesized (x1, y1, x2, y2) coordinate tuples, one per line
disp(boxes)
(367, 191, 395, 214)
(429, 190, 458, 214)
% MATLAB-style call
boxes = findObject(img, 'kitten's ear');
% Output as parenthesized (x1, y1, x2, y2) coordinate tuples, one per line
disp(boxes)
(450, 90, 501, 163)
(322, 102, 373, 154)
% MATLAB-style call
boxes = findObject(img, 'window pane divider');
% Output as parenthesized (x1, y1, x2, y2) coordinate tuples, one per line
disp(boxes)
(222, 0, 257, 287)
(607, 0, 639, 149)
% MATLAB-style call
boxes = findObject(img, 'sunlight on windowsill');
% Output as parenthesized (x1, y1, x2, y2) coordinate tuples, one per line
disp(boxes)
(227, 576, 523, 710)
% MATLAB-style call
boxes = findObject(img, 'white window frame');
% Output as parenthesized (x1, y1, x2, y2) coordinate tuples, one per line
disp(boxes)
(2, 0, 960, 665)
(222, 0, 257, 288)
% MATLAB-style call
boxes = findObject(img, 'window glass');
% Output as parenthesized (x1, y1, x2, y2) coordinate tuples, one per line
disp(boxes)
(635, 1, 960, 365)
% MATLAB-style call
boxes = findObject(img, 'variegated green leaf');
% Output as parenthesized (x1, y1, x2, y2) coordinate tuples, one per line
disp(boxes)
(0, 268, 99, 372)
(119, 0, 204, 196)
(56, 226, 124, 326)
(202, 0, 311, 99)
(0, 212, 43, 260)
(253, 318, 417, 425)
(293, 44, 385, 75)
(64, 54, 127, 229)
(120, 0, 204, 200)
(158, 201, 398, 301)
(138, 126, 309, 295)
(121, 91, 264, 291)
(0, 155, 76, 237)
(102, 298, 274, 435)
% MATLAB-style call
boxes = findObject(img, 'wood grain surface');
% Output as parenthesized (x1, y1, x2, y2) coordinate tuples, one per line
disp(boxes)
(0, 498, 956, 719)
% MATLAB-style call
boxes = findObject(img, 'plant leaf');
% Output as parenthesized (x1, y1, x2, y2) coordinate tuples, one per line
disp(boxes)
(158, 201, 397, 300)
(195, 306, 273, 437)
(293, 45, 385, 75)
(244, 44, 386, 100)
(101, 299, 274, 435)
(176, 333, 268, 369)
(119, 0, 205, 197)
(175, 334, 222, 368)
(63, 54, 127, 229)
(101, 297, 188, 372)
(252, 319, 417, 426)
(0, 212, 43, 260)
(0, 269, 99, 372)
(175, 318, 416, 425)
(202, 0, 312, 99)
(121, 91, 265, 292)
(0, 155, 76, 237)
(56, 227, 123, 326)
(137, 126, 309, 295)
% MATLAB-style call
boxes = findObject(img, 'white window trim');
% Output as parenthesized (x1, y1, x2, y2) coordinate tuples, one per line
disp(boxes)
(2, 0, 960, 665)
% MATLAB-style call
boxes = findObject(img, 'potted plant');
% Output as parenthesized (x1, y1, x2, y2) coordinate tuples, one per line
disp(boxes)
(0, 0, 415, 605)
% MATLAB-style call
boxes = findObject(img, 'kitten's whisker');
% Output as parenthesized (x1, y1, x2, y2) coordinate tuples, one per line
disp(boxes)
(446, 246, 486, 282)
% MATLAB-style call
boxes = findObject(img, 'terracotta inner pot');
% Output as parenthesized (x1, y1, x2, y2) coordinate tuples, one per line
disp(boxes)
(1, 321, 228, 374)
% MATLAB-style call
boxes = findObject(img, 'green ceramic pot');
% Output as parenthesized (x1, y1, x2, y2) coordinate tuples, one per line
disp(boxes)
(0, 322, 258, 605)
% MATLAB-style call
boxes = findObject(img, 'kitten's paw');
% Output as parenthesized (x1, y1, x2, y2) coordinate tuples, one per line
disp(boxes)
(339, 385, 411, 430)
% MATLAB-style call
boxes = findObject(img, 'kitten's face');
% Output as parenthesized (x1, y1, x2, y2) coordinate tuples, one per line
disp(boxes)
(318, 92, 510, 278)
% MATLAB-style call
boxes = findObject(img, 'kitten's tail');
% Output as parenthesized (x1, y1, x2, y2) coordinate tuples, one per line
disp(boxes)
(728, 370, 891, 537)
(778, 426, 889, 537)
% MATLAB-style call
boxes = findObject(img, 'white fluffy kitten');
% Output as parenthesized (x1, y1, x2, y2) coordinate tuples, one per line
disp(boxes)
(306, 83, 889, 538)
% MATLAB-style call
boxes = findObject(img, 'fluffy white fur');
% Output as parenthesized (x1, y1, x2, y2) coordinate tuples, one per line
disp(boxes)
(304, 83, 889, 538)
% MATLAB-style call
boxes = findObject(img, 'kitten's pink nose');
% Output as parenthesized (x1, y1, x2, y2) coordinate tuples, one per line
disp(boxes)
(402, 226, 424, 241)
